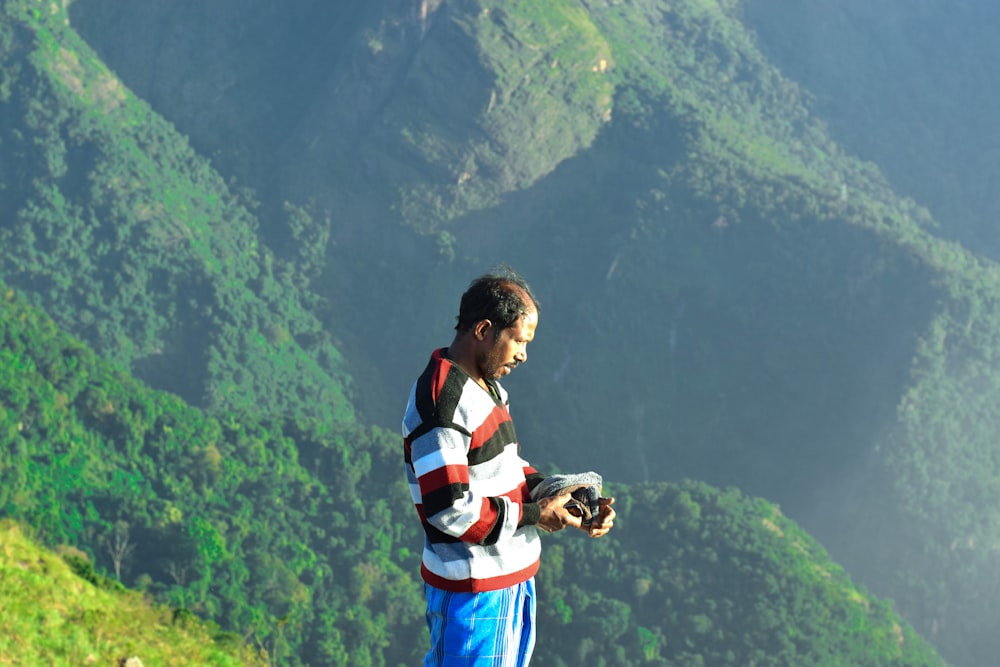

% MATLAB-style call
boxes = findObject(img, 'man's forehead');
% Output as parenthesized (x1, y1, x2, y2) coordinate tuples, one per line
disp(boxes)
(506, 284, 535, 312)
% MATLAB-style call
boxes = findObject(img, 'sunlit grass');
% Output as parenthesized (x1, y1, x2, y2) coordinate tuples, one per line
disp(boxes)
(0, 520, 265, 667)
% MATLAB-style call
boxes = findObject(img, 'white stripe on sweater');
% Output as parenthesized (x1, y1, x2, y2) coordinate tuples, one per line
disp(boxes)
(411, 428, 470, 477)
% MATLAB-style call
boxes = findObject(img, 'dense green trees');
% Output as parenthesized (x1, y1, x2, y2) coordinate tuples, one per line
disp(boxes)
(531, 481, 943, 666)
(0, 281, 944, 664)
(0, 0, 353, 425)
(0, 281, 424, 665)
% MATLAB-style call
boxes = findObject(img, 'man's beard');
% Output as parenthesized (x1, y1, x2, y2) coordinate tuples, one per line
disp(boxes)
(483, 348, 517, 380)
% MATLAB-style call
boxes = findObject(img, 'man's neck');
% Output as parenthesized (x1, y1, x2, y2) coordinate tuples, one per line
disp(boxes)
(444, 339, 488, 391)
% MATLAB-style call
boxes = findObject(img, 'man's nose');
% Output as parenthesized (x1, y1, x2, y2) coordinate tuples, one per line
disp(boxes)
(515, 349, 527, 363)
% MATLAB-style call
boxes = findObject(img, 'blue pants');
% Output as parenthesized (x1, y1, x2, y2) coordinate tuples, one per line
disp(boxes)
(423, 578, 536, 667)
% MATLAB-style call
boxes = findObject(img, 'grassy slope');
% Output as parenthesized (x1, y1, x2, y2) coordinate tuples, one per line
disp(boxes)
(0, 520, 265, 667)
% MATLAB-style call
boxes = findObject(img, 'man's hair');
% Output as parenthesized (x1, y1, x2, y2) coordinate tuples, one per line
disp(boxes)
(455, 267, 540, 336)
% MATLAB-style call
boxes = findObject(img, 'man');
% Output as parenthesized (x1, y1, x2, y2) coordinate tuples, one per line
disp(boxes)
(402, 268, 616, 666)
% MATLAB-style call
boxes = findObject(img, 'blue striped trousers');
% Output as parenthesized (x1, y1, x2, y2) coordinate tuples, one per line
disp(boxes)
(423, 578, 536, 666)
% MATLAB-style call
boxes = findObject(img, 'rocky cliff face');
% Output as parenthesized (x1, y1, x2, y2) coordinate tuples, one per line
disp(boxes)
(72, 0, 614, 228)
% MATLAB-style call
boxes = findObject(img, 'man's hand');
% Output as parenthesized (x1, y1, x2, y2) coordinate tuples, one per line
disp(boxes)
(536, 492, 584, 532)
(582, 497, 616, 538)
(536, 494, 616, 537)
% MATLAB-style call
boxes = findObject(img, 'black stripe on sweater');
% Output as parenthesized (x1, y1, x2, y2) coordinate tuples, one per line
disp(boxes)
(424, 524, 460, 544)
(423, 496, 506, 547)
(428, 365, 470, 424)
(468, 419, 518, 466)
(423, 482, 470, 519)
(413, 358, 443, 423)
(481, 497, 506, 546)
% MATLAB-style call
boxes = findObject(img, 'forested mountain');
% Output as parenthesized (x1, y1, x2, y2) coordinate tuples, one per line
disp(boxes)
(1, 0, 997, 664)
(0, 0, 354, 424)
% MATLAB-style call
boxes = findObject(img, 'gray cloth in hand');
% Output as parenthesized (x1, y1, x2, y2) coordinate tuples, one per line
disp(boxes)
(531, 472, 603, 526)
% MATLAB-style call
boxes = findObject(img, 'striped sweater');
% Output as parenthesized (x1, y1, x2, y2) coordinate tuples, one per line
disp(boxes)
(403, 348, 545, 592)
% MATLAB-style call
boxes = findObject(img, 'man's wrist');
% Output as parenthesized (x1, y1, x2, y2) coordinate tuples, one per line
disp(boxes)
(519, 501, 541, 527)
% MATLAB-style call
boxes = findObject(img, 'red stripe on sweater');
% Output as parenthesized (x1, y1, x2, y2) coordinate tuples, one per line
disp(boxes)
(420, 559, 541, 593)
(420, 464, 470, 493)
(468, 404, 511, 450)
(458, 497, 498, 543)
(430, 349, 451, 403)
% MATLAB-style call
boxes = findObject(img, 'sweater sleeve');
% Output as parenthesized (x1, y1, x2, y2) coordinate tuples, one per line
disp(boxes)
(518, 464, 545, 527)
(409, 421, 533, 546)
(524, 468, 546, 494)
(518, 501, 541, 527)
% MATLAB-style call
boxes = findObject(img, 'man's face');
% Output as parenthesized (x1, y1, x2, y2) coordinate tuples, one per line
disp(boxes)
(479, 309, 538, 381)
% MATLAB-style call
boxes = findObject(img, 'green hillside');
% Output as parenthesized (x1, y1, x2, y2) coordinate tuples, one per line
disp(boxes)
(0, 519, 265, 666)
(0, 281, 425, 665)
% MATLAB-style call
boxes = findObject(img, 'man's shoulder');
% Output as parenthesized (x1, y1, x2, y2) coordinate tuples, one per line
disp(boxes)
(411, 350, 469, 409)
(413, 361, 505, 430)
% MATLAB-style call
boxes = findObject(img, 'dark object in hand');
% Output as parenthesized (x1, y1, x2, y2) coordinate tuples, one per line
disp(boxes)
(564, 485, 602, 526)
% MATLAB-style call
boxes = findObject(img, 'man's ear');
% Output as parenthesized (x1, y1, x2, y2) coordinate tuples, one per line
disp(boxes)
(473, 319, 492, 341)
